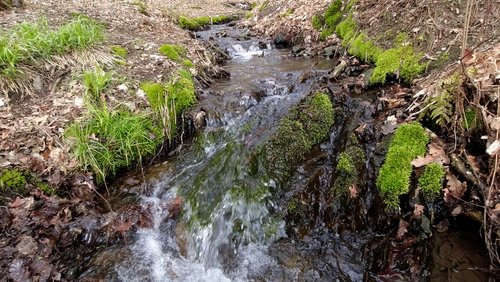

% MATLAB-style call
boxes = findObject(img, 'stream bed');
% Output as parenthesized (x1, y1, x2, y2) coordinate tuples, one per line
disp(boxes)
(77, 25, 491, 282)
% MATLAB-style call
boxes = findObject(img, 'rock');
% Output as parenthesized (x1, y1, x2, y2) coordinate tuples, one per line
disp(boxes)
(322, 46, 336, 58)
(33, 75, 43, 92)
(258, 41, 268, 50)
(273, 33, 290, 49)
(292, 45, 305, 55)
(192, 110, 206, 130)
(117, 84, 128, 93)
(0, 98, 4, 108)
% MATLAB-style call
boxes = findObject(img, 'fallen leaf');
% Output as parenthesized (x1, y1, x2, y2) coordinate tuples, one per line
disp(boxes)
(381, 115, 398, 135)
(396, 219, 409, 240)
(413, 204, 425, 219)
(444, 173, 467, 203)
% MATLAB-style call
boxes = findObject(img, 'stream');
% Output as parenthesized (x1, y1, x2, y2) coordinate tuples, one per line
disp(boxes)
(77, 25, 491, 281)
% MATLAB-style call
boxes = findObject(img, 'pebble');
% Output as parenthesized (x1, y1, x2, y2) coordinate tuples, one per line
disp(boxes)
(0, 98, 4, 108)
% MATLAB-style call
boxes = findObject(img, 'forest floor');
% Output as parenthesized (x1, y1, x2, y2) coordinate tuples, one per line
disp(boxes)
(0, 0, 499, 280)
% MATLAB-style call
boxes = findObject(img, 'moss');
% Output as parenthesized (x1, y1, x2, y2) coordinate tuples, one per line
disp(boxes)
(0, 169, 27, 193)
(37, 182, 56, 196)
(348, 33, 382, 63)
(337, 152, 354, 173)
(376, 122, 429, 208)
(312, 15, 324, 30)
(178, 15, 234, 31)
(182, 59, 194, 67)
(298, 92, 335, 144)
(266, 92, 334, 180)
(166, 69, 196, 112)
(140, 82, 165, 112)
(158, 44, 185, 62)
(418, 163, 445, 198)
(369, 44, 426, 84)
(110, 45, 127, 58)
(335, 15, 357, 44)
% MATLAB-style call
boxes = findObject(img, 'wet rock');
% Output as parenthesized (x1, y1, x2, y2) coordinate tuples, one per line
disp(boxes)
(273, 33, 290, 49)
(322, 46, 336, 58)
(192, 110, 207, 129)
(292, 45, 305, 55)
(258, 41, 268, 50)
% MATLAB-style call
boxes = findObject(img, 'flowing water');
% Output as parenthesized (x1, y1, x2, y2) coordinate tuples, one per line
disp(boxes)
(78, 25, 492, 281)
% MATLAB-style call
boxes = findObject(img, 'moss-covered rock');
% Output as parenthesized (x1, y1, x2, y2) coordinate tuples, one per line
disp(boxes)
(178, 15, 235, 31)
(331, 135, 365, 195)
(418, 163, 445, 198)
(266, 92, 334, 181)
(376, 122, 429, 208)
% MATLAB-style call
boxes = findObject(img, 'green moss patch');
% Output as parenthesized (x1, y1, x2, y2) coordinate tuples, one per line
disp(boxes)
(110, 45, 127, 58)
(369, 44, 426, 84)
(0, 169, 27, 193)
(159, 44, 185, 62)
(332, 136, 365, 195)
(266, 92, 335, 180)
(178, 15, 235, 31)
(418, 163, 445, 198)
(376, 122, 429, 208)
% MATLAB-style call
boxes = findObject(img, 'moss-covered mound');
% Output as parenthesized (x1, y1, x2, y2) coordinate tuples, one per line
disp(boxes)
(418, 163, 445, 199)
(266, 92, 335, 180)
(376, 122, 429, 208)
(178, 15, 236, 31)
(312, 1, 426, 84)
(332, 136, 365, 196)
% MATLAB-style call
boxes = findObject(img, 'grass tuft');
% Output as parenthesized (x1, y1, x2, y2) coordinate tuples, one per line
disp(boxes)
(0, 16, 104, 79)
(110, 45, 127, 58)
(83, 65, 111, 103)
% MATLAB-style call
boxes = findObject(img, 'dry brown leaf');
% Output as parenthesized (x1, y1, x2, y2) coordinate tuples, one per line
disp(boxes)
(413, 204, 425, 219)
(444, 173, 467, 203)
(396, 219, 409, 240)
(411, 142, 449, 167)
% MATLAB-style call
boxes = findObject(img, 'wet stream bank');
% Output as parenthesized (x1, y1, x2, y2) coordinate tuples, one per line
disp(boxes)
(77, 24, 491, 281)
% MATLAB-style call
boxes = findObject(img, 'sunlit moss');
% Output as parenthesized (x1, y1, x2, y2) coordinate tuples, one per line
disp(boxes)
(418, 163, 444, 198)
(159, 44, 185, 62)
(178, 15, 234, 31)
(376, 122, 429, 208)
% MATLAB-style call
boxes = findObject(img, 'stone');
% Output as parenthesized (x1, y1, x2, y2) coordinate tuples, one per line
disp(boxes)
(322, 46, 336, 58)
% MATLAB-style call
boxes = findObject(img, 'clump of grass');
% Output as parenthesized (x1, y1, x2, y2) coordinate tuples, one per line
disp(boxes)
(0, 169, 27, 193)
(110, 45, 127, 58)
(418, 163, 445, 198)
(0, 16, 104, 79)
(178, 15, 234, 31)
(159, 44, 185, 61)
(65, 106, 163, 184)
(83, 65, 111, 103)
(376, 122, 429, 208)
(141, 69, 196, 139)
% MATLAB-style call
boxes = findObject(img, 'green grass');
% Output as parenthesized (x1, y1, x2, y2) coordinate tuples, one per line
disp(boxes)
(83, 65, 111, 103)
(0, 16, 104, 79)
(65, 106, 163, 184)
(178, 15, 234, 31)
(158, 44, 185, 61)
(418, 163, 445, 198)
(377, 122, 429, 208)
